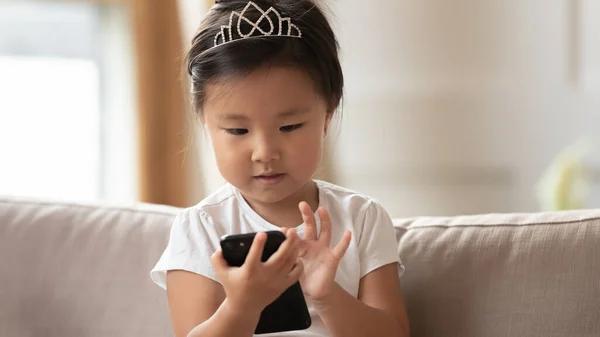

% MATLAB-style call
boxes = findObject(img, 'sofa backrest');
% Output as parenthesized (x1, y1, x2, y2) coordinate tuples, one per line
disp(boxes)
(0, 197, 178, 337)
(394, 210, 600, 337)
(3, 195, 600, 337)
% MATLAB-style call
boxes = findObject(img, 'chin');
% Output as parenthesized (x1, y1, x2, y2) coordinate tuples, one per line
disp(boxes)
(231, 175, 313, 203)
(247, 186, 293, 204)
(243, 182, 301, 205)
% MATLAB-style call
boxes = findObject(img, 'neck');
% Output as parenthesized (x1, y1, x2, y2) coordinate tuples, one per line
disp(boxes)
(244, 180, 319, 228)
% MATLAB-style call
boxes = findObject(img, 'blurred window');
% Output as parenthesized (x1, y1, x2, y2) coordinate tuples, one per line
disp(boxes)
(0, 1, 137, 202)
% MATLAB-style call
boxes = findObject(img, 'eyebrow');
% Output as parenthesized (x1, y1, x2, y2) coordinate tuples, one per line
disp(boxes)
(221, 108, 310, 120)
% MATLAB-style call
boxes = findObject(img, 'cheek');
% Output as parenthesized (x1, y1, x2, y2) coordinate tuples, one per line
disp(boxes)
(288, 128, 324, 165)
(208, 132, 244, 166)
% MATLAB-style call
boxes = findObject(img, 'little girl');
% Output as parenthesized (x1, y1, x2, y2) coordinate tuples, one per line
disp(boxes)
(150, 1, 409, 336)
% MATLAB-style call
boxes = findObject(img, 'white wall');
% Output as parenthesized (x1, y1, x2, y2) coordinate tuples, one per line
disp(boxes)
(177, 0, 600, 216)
(332, 0, 600, 217)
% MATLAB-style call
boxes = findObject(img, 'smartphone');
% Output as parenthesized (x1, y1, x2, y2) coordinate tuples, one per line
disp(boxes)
(220, 231, 312, 334)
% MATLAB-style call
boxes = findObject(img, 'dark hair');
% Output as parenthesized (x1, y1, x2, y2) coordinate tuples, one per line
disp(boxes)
(187, 0, 343, 115)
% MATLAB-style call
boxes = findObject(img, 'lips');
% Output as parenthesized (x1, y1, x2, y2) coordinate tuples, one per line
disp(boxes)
(254, 173, 285, 185)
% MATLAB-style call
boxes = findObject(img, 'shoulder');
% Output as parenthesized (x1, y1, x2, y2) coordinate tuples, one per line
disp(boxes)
(316, 181, 392, 236)
(168, 183, 241, 239)
(316, 181, 401, 278)
(166, 183, 246, 250)
(316, 180, 385, 215)
(150, 186, 237, 288)
(179, 183, 238, 222)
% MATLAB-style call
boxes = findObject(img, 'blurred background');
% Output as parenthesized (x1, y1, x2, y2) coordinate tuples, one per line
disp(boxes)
(1, 0, 599, 218)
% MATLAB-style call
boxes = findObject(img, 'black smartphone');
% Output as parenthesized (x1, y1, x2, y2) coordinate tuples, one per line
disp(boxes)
(220, 230, 312, 334)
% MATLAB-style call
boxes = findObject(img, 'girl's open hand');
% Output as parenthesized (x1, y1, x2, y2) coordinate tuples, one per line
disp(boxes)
(296, 201, 352, 303)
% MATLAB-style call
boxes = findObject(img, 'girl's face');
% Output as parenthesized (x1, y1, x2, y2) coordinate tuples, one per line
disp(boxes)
(203, 66, 332, 206)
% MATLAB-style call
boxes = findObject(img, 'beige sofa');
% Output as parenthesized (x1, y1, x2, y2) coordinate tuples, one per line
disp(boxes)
(1, 195, 599, 337)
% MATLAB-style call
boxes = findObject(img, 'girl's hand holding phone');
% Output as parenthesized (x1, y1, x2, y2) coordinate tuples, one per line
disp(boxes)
(211, 228, 304, 316)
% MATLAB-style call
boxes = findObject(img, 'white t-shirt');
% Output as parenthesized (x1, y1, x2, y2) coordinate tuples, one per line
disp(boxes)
(150, 180, 404, 337)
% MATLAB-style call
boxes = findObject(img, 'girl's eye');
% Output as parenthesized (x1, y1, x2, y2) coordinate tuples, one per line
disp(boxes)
(225, 128, 248, 135)
(280, 124, 303, 132)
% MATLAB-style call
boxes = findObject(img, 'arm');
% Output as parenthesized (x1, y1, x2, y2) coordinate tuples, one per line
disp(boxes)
(166, 270, 259, 337)
(315, 263, 410, 337)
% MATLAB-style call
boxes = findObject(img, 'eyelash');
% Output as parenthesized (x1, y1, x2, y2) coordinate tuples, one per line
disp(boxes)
(225, 128, 248, 136)
(224, 124, 303, 136)
(280, 123, 303, 132)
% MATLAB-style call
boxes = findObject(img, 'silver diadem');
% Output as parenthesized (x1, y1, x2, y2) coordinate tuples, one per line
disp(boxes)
(213, 1, 302, 48)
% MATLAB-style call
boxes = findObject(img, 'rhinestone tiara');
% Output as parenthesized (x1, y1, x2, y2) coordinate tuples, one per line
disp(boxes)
(212, 1, 302, 49)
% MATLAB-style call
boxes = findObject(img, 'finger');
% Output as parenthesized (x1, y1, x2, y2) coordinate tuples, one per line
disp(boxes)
(297, 239, 308, 258)
(245, 232, 267, 268)
(286, 226, 299, 240)
(331, 230, 352, 260)
(265, 228, 298, 269)
(299, 201, 317, 240)
(317, 207, 332, 245)
(279, 234, 300, 272)
(287, 258, 304, 284)
(279, 247, 299, 274)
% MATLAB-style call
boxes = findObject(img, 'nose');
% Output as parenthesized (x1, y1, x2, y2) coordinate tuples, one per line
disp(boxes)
(251, 134, 280, 163)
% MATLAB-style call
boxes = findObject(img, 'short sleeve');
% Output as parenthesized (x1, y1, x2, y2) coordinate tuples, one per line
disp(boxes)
(150, 208, 222, 290)
(357, 200, 405, 278)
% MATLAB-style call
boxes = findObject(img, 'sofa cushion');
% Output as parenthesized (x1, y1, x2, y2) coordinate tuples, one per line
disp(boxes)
(394, 210, 600, 337)
(0, 196, 179, 337)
